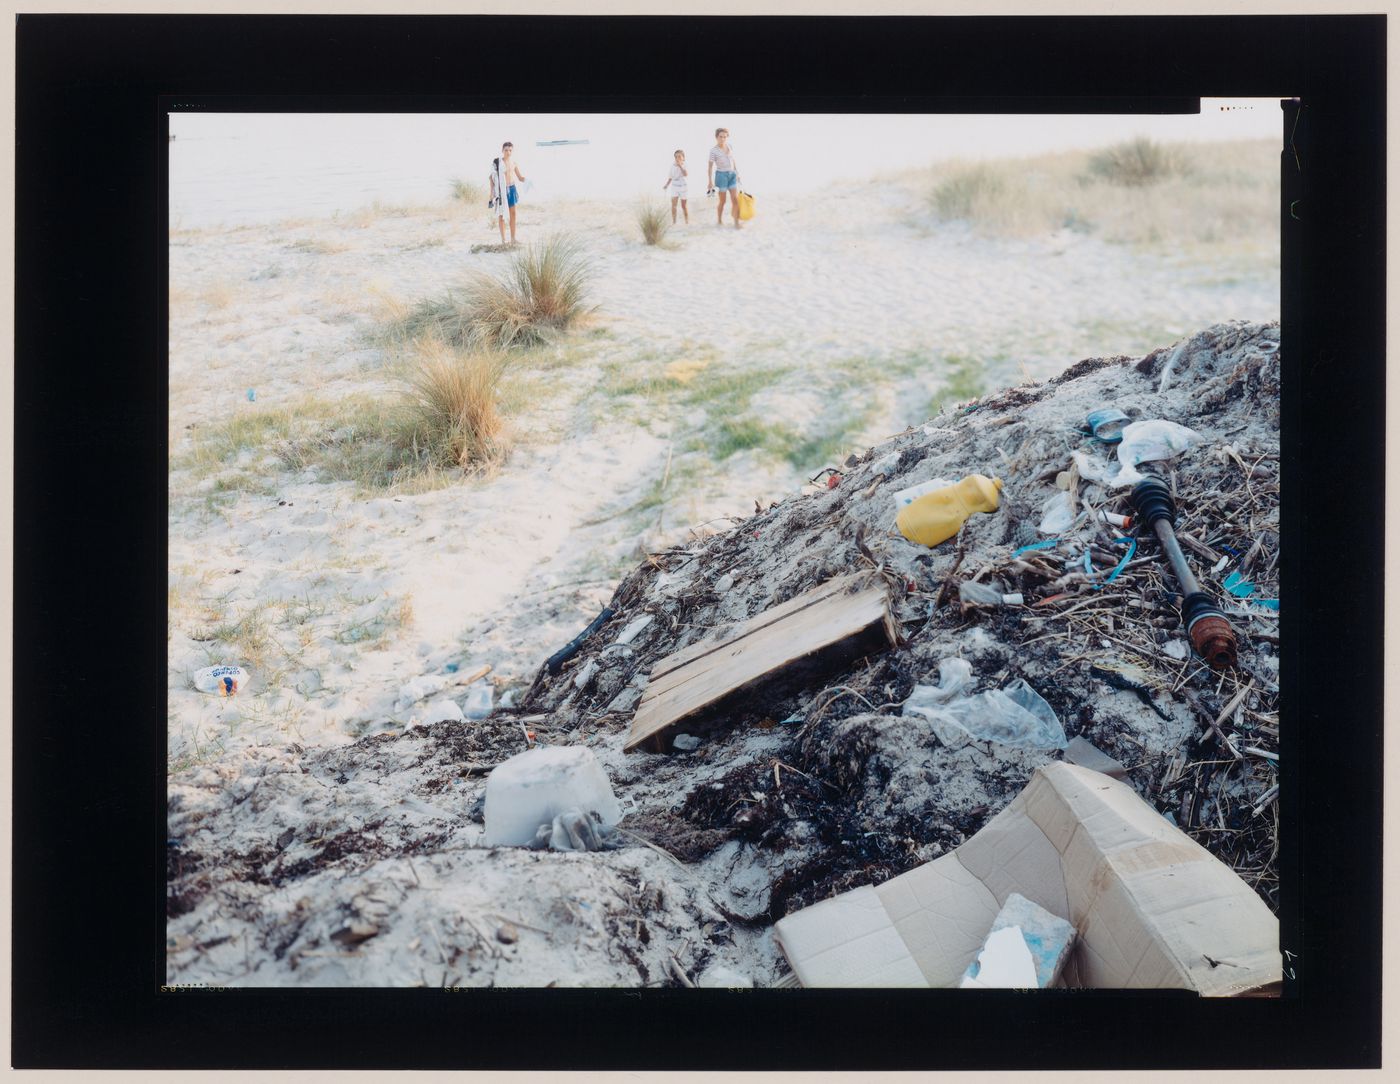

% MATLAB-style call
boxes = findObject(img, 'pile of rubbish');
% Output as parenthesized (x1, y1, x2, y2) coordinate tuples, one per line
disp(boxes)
(168, 321, 1282, 990)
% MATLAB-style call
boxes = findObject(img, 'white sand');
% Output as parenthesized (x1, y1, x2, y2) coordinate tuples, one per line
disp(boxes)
(167, 174, 1277, 985)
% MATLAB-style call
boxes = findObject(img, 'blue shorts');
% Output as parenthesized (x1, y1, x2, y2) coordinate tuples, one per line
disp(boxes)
(714, 170, 737, 191)
(507, 185, 518, 208)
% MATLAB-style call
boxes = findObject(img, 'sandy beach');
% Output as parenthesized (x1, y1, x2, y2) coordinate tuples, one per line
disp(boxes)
(167, 165, 1279, 986)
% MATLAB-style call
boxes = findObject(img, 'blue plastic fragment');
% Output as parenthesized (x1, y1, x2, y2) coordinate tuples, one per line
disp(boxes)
(1092, 536, 1136, 589)
(1013, 538, 1060, 557)
(1223, 571, 1256, 598)
(1082, 550, 1093, 575)
(1253, 598, 1280, 611)
(1085, 408, 1130, 444)
(445, 661, 460, 673)
(1219, 544, 1242, 556)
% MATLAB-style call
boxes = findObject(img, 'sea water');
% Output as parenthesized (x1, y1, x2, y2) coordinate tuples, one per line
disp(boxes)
(169, 103, 1280, 229)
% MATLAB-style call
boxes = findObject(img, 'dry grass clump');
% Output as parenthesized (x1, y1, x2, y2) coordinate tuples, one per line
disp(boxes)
(925, 139, 1277, 247)
(932, 164, 1007, 221)
(176, 340, 512, 494)
(1087, 137, 1193, 186)
(472, 235, 593, 347)
(382, 293, 478, 351)
(636, 202, 671, 246)
(450, 177, 484, 205)
(392, 339, 511, 471)
(384, 234, 593, 351)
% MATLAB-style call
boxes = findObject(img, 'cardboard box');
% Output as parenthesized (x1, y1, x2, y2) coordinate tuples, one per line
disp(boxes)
(774, 762, 1280, 994)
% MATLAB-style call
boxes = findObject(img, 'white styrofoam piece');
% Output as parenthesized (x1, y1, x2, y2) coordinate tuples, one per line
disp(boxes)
(959, 925, 1037, 988)
(483, 746, 623, 847)
(613, 614, 654, 646)
(573, 659, 599, 690)
(962, 893, 1076, 988)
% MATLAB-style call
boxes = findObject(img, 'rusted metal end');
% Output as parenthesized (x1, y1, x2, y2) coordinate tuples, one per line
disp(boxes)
(1190, 614, 1238, 670)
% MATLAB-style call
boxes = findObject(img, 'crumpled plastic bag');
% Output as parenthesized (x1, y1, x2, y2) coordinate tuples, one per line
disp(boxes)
(1071, 449, 1120, 485)
(530, 807, 621, 852)
(1118, 419, 1199, 472)
(908, 657, 973, 702)
(1073, 420, 1201, 488)
(462, 679, 494, 719)
(1038, 490, 1076, 534)
(903, 660, 1067, 750)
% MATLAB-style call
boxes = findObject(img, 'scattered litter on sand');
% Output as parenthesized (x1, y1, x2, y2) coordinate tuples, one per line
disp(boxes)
(168, 321, 1281, 987)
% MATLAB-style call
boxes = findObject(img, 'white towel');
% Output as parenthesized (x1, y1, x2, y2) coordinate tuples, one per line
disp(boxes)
(490, 160, 507, 212)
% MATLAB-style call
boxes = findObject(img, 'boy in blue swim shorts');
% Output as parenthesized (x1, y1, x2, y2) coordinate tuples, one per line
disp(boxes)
(489, 141, 528, 244)
(706, 127, 742, 229)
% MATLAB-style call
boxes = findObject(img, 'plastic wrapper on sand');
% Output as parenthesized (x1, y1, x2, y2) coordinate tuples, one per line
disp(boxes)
(903, 660, 1067, 750)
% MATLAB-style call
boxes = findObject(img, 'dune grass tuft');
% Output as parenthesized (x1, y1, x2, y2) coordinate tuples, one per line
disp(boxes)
(1087, 137, 1192, 186)
(177, 341, 513, 495)
(932, 165, 1007, 221)
(636, 202, 671, 246)
(468, 235, 593, 348)
(392, 339, 511, 472)
(450, 177, 484, 205)
(384, 235, 593, 351)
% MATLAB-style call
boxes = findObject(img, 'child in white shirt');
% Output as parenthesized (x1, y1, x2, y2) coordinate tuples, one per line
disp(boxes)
(663, 149, 689, 224)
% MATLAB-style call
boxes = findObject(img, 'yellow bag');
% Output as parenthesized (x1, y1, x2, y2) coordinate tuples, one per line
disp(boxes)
(736, 189, 756, 221)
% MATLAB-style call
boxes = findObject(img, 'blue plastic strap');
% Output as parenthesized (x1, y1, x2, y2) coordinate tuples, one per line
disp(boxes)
(1103, 536, 1136, 585)
(1013, 538, 1060, 557)
(1091, 536, 1136, 590)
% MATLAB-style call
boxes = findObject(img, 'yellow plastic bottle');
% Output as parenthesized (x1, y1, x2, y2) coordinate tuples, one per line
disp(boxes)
(896, 474, 1004, 548)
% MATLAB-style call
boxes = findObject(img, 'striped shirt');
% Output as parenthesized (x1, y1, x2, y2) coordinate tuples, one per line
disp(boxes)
(708, 144, 735, 172)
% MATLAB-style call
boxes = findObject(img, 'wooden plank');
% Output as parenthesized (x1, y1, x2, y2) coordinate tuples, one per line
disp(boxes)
(629, 590, 895, 753)
(625, 573, 896, 754)
(641, 590, 889, 706)
(648, 573, 870, 682)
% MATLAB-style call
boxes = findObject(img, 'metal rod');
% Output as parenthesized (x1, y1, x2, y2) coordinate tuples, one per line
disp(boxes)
(1153, 520, 1201, 596)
